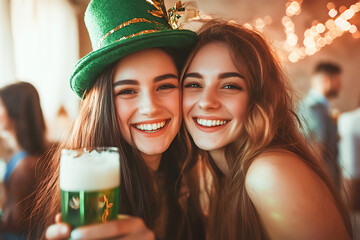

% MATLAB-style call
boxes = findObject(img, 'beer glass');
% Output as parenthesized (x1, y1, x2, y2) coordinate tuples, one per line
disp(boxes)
(60, 147, 120, 228)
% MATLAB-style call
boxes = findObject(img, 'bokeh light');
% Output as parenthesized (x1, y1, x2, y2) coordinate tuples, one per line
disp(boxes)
(288, 52, 299, 62)
(249, 1, 360, 63)
(286, 1, 301, 16)
(316, 23, 326, 33)
(327, 2, 335, 10)
(287, 34, 298, 46)
(349, 25, 357, 34)
(329, 8, 338, 18)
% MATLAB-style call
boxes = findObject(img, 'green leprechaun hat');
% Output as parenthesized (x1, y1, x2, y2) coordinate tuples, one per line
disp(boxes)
(70, 0, 198, 98)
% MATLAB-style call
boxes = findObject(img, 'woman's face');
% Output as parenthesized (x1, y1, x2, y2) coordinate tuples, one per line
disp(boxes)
(113, 48, 180, 159)
(182, 42, 249, 151)
(0, 99, 11, 131)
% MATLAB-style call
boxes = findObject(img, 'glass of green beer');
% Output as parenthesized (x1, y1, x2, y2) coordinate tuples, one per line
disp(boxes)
(60, 147, 120, 228)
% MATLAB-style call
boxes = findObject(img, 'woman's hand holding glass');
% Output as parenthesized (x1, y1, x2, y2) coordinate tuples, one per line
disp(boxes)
(51, 148, 155, 239)
(45, 213, 155, 240)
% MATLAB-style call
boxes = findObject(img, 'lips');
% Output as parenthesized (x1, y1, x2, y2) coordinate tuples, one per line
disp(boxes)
(133, 120, 168, 132)
(193, 117, 230, 132)
(196, 118, 228, 127)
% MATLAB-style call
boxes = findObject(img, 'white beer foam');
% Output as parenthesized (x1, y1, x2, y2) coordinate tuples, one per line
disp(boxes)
(60, 148, 120, 191)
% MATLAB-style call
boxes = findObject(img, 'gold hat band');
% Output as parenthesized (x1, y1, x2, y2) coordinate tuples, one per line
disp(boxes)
(117, 29, 160, 42)
(97, 18, 162, 49)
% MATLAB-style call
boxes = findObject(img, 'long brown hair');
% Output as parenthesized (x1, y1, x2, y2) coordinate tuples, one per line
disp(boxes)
(0, 81, 46, 155)
(182, 20, 352, 240)
(30, 51, 206, 239)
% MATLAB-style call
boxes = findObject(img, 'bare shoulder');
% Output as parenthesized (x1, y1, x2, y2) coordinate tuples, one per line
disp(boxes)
(245, 149, 349, 240)
(246, 150, 319, 191)
(14, 155, 37, 174)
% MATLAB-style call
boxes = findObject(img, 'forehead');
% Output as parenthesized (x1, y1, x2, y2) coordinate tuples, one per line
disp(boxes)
(113, 48, 177, 81)
(191, 42, 232, 64)
(188, 41, 248, 74)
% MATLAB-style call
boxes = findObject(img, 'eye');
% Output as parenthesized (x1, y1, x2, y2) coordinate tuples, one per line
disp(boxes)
(184, 82, 202, 88)
(116, 89, 136, 95)
(157, 84, 177, 90)
(223, 83, 243, 90)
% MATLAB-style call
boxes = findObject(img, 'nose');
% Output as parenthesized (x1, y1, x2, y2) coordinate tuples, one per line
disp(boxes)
(198, 87, 221, 111)
(138, 91, 161, 116)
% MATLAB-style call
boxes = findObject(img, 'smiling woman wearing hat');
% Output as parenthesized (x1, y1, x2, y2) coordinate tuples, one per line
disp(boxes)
(30, 0, 206, 239)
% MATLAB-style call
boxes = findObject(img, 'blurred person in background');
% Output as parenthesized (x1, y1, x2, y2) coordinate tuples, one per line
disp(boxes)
(298, 62, 342, 189)
(338, 95, 360, 212)
(0, 132, 15, 213)
(0, 81, 49, 239)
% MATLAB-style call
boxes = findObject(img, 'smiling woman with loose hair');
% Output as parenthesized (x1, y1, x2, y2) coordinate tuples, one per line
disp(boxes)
(29, 0, 206, 239)
(33, 49, 205, 240)
(182, 19, 352, 240)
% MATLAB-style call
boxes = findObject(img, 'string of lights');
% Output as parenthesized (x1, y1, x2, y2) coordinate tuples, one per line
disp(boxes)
(243, 1, 360, 63)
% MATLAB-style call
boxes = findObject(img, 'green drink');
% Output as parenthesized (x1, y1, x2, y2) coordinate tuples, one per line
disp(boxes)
(60, 187, 119, 228)
(60, 147, 120, 228)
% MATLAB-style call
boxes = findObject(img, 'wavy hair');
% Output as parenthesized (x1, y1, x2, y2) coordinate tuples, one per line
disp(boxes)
(182, 20, 352, 240)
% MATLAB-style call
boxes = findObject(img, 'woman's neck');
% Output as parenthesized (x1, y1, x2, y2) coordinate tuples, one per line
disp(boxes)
(209, 148, 229, 176)
(140, 152, 162, 171)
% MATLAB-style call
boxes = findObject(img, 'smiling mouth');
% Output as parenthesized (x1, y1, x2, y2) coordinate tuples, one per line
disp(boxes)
(134, 120, 168, 132)
(195, 118, 229, 127)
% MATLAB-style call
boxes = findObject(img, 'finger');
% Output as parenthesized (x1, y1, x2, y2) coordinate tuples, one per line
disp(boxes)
(55, 213, 62, 223)
(70, 217, 147, 240)
(118, 229, 155, 240)
(45, 223, 71, 240)
(117, 214, 130, 220)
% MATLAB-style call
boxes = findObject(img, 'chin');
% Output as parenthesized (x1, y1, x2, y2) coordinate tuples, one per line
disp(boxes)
(194, 140, 223, 151)
(139, 145, 170, 156)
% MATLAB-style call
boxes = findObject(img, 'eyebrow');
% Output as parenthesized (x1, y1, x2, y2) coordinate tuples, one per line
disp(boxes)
(219, 72, 245, 80)
(183, 72, 202, 79)
(113, 74, 178, 87)
(154, 74, 178, 82)
(183, 72, 245, 80)
(113, 79, 138, 87)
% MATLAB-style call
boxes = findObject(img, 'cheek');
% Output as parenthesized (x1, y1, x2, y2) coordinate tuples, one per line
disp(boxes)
(182, 92, 196, 116)
(229, 96, 249, 120)
(115, 99, 135, 135)
(0, 110, 9, 128)
(164, 92, 180, 117)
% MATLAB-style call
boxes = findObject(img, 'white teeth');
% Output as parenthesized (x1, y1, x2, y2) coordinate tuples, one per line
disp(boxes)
(135, 121, 166, 131)
(196, 118, 227, 127)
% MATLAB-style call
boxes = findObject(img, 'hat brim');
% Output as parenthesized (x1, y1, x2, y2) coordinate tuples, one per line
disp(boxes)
(70, 29, 197, 98)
